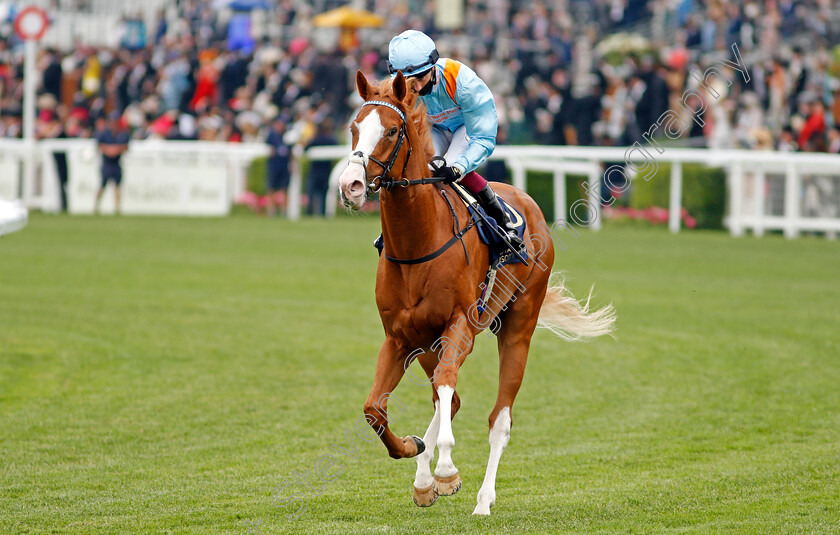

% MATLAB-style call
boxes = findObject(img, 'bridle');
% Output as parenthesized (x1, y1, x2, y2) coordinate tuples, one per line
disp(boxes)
(347, 100, 412, 193)
(348, 100, 481, 266)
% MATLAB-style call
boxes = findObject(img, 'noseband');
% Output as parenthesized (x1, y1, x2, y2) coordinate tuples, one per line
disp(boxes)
(348, 100, 412, 192)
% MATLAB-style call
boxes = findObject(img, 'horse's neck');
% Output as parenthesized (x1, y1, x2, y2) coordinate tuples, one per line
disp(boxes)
(378, 110, 442, 259)
(380, 184, 443, 260)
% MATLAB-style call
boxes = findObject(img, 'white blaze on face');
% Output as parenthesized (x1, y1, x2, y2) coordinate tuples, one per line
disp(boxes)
(338, 109, 384, 210)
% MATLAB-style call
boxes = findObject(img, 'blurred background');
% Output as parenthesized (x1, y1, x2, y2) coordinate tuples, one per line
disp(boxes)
(0, 0, 839, 235)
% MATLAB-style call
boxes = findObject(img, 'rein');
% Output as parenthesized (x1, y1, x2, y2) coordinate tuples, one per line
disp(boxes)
(375, 176, 448, 190)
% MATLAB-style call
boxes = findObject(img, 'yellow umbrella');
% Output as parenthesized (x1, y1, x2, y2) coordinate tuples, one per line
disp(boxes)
(312, 6, 385, 51)
(312, 6, 385, 28)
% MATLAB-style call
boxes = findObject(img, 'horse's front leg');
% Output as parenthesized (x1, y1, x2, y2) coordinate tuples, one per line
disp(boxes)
(431, 317, 474, 496)
(363, 336, 425, 459)
(412, 351, 447, 507)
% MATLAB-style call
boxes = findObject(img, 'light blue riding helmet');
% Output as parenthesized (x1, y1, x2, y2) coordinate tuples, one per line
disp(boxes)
(388, 30, 439, 78)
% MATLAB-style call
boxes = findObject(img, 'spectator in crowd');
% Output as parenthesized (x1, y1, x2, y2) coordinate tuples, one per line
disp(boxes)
(36, 108, 69, 212)
(735, 91, 765, 149)
(798, 97, 827, 150)
(40, 49, 63, 103)
(778, 125, 798, 152)
(94, 113, 130, 214)
(265, 115, 292, 217)
(305, 118, 337, 217)
(828, 128, 840, 154)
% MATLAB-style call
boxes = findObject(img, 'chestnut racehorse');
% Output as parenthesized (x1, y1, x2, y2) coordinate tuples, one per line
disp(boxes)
(338, 71, 615, 515)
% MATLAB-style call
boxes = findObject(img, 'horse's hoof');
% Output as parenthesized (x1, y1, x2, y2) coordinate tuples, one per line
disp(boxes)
(411, 435, 426, 455)
(412, 484, 438, 507)
(402, 435, 425, 458)
(472, 504, 491, 515)
(473, 489, 495, 515)
(433, 472, 461, 496)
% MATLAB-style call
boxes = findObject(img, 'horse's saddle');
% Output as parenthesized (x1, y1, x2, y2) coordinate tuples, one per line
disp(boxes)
(465, 196, 528, 268)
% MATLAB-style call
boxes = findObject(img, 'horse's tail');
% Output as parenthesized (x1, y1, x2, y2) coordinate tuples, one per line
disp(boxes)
(537, 272, 616, 342)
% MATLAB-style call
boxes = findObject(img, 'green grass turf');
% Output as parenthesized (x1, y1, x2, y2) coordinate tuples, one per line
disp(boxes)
(1, 213, 839, 534)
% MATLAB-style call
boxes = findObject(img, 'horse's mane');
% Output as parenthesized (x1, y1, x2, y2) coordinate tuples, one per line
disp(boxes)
(377, 78, 435, 163)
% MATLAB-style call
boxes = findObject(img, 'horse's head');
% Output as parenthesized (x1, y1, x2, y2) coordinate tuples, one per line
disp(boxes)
(338, 71, 413, 210)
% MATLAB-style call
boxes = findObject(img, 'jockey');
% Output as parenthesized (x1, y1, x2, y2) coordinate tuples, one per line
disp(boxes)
(388, 29, 524, 251)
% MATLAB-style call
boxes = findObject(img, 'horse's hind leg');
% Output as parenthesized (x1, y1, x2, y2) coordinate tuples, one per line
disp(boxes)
(473, 284, 545, 515)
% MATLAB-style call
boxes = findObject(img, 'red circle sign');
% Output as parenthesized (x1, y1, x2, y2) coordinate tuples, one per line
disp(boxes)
(14, 7, 49, 41)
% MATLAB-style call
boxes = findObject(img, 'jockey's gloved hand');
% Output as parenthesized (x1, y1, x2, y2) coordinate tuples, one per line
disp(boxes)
(432, 165, 462, 184)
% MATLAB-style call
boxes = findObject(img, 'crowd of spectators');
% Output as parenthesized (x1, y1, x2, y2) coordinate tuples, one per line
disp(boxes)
(1, 0, 840, 157)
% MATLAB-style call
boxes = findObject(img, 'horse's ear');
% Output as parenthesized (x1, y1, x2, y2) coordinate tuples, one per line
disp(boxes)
(356, 70, 370, 100)
(393, 71, 407, 102)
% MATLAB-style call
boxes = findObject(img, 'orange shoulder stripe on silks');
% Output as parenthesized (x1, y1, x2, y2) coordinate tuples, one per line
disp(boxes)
(443, 59, 460, 102)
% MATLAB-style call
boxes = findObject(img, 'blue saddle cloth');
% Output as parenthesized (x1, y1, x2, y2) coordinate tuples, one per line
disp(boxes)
(467, 198, 528, 268)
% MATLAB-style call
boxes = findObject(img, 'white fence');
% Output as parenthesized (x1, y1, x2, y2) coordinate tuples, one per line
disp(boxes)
(0, 199, 27, 236)
(3, 138, 840, 238)
(299, 144, 840, 239)
(0, 139, 268, 216)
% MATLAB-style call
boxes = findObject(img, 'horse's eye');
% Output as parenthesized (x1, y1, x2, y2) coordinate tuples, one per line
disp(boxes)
(389, 127, 398, 136)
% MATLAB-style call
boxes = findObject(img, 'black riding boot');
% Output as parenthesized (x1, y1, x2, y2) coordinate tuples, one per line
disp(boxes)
(475, 184, 525, 251)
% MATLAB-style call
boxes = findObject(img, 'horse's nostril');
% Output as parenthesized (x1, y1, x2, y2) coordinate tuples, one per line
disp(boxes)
(349, 180, 365, 195)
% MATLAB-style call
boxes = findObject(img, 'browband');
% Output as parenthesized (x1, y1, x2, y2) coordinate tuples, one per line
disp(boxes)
(362, 100, 406, 122)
